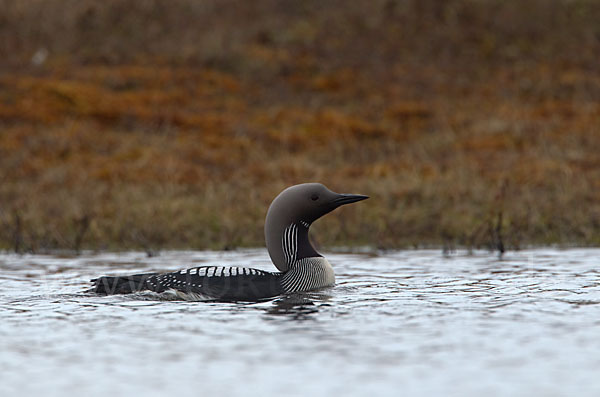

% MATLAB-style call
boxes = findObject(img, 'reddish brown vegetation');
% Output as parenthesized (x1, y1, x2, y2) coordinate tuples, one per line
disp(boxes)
(0, 1, 599, 251)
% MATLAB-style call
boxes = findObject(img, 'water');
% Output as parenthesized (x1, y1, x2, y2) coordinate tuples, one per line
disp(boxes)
(1, 249, 599, 397)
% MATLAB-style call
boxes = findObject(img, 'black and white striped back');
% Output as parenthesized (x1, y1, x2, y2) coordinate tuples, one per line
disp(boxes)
(93, 266, 284, 301)
(146, 266, 285, 301)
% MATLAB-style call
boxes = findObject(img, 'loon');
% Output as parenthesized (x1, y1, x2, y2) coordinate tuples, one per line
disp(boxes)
(92, 183, 368, 301)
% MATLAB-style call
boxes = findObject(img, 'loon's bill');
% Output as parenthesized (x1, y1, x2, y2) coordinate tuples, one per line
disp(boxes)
(91, 183, 368, 301)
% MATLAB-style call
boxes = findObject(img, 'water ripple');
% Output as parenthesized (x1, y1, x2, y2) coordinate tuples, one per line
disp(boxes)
(1, 248, 600, 396)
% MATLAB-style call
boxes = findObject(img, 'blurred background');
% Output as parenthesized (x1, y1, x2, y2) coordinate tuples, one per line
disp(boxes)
(0, 0, 598, 253)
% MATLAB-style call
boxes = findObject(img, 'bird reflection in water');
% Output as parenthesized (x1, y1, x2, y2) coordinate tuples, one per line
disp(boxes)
(264, 292, 332, 320)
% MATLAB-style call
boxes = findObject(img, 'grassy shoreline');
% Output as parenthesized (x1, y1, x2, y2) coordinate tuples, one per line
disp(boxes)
(1, 1, 599, 252)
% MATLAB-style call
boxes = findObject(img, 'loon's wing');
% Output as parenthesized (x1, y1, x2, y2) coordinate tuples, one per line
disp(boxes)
(148, 266, 284, 301)
(93, 266, 285, 301)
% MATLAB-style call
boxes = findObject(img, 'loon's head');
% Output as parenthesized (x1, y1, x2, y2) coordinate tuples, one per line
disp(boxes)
(265, 183, 368, 272)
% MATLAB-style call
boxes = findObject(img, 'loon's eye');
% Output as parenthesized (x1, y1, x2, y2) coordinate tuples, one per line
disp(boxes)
(311, 194, 319, 201)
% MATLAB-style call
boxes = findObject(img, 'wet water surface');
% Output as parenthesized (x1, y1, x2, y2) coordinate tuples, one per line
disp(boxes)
(1, 249, 599, 396)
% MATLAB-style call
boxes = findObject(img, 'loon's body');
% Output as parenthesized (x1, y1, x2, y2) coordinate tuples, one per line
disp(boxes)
(92, 183, 367, 301)
(93, 257, 334, 301)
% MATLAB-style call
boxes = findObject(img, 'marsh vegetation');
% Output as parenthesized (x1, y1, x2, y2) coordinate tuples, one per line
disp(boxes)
(1, 0, 599, 251)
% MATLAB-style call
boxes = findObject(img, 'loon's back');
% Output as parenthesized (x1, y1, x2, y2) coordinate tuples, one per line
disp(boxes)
(92, 266, 285, 301)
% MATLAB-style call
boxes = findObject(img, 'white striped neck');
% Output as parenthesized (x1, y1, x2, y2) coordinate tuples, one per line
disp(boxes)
(280, 222, 321, 270)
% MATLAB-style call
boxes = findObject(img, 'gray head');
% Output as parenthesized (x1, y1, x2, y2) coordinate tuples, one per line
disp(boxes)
(265, 183, 369, 272)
